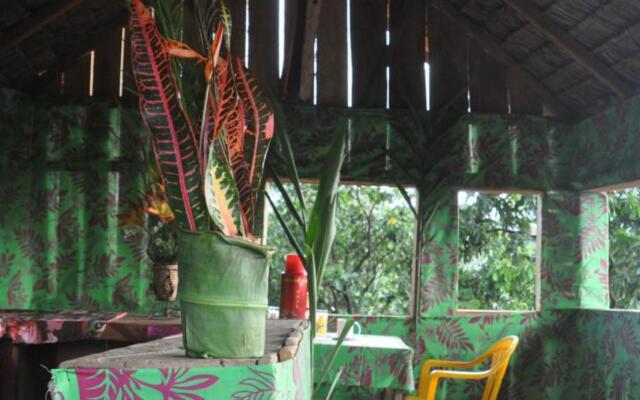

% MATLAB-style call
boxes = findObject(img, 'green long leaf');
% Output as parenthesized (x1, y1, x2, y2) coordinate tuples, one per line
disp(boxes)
(325, 367, 344, 400)
(271, 101, 306, 214)
(265, 192, 305, 263)
(305, 128, 347, 284)
(396, 185, 418, 219)
(266, 161, 306, 233)
(315, 318, 354, 395)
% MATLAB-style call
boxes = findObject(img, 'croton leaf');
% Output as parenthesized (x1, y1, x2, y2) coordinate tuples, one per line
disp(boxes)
(223, 97, 254, 235)
(130, 0, 209, 232)
(233, 58, 275, 205)
(204, 145, 244, 237)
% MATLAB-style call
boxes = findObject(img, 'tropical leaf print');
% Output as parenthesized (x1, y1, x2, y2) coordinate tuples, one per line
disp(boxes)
(112, 274, 139, 309)
(232, 369, 278, 399)
(618, 319, 640, 357)
(14, 228, 46, 262)
(129, 0, 209, 232)
(435, 320, 474, 352)
(77, 368, 144, 400)
(420, 262, 452, 312)
(7, 272, 26, 307)
(139, 368, 219, 399)
(0, 251, 14, 278)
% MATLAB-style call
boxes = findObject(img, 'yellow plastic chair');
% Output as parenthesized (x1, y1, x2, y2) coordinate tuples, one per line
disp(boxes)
(406, 336, 519, 400)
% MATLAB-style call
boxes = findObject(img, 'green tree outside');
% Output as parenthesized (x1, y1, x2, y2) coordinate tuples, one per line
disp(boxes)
(457, 192, 537, 310)
(608, 189, 640, 309)
(266, 183, 416, 315)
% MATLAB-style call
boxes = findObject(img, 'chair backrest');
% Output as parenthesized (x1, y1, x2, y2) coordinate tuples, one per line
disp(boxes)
(481, 336, 519, 400)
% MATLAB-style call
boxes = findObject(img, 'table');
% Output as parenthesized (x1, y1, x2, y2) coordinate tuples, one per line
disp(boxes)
(314, 333, 415, 393)
(0, 310, 127, 344)
(50, 320, 312, 400)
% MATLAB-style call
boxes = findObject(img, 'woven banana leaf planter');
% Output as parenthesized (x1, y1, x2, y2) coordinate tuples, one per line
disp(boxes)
(178, 231, 272, 359)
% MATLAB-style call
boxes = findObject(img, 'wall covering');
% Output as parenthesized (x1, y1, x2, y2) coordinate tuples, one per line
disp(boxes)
(2, 86, 640, 399)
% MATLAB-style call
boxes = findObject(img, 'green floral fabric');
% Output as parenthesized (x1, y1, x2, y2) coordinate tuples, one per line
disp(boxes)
(314, 333, 414, 391)
(4, 86, 640, 399)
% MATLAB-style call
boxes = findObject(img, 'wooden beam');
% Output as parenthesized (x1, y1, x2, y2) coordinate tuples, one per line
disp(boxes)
(281, 0, 305, 101)
(317, 0, 347, 107)
(0, 0, 85, 52)
(429, 0, 576, 121)
(350, 0, 386, 108)
(298, 0, 323, 103)
(390, 0, 426, 109)
(502, 0, 633, 98)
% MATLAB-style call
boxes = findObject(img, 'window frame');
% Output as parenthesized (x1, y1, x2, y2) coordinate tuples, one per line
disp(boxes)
(263, 179, 420, 318)
(592, 181, 640, 311)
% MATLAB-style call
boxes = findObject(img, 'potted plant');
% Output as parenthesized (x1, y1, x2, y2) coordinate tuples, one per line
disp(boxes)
(129, 0, 275, 358)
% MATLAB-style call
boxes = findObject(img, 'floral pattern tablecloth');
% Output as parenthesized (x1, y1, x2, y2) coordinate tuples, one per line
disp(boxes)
(314, 333, 415, 392)
(0, 310, 126, 344)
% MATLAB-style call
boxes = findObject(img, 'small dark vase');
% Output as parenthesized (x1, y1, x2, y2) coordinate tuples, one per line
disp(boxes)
(151, 263, 179, 302)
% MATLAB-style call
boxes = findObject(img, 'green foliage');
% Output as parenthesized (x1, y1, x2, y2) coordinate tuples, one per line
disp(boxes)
(608, 189, 640, 309)
(146, 217, 178, 265)
(267, 184, 415, 315)
(458, 192, 537, 310)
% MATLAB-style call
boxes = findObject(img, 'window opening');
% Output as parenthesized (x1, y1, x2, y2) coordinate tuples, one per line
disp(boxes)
(607, 187, 640, 309)
(458, 191, 539, 310)
(266, 183, 417, 315)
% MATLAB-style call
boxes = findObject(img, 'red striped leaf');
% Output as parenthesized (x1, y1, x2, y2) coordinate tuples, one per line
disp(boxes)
(233, 58, 275, 204)
(224, 99, 254, 235)
(130, 0, 209, 232)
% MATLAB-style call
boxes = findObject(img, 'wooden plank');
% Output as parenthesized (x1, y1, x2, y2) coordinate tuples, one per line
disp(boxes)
(121, 26, 135, 103)
(63, 52, 92, 97)
(317, 0, 347, 107)
(430, 0, 576, 120)
(226, 0, 247, 59)
(298, 0, 323, 103)
(249, 0, 279, 95)
(93, 26, 124, 98)
(469, 46, 508, 114)
(503, 0, 632, 98)
(350, 0, 386, 108)
(507, 68, 542, 115)
(428, 5, 468, 116)
(390, 0, 426, 109)
(0, 0, 85, 51)
(281, 0, 305, 101)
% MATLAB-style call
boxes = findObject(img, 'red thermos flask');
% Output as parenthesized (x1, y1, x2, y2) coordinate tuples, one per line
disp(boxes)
(279, 254, 308, 319)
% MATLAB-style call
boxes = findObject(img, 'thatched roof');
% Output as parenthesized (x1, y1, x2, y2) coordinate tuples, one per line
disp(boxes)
(0, 0, 638, 120)
(451, 0, 640, 116)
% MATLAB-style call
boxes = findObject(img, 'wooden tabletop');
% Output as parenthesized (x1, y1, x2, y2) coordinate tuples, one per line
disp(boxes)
(60, 319, 307, 368)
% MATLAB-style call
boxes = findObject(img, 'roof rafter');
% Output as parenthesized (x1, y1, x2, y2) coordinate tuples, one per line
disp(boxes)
(0, 0, 85, 52)
(502, 0, 633, 98)
(430, 0, 576, 121)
